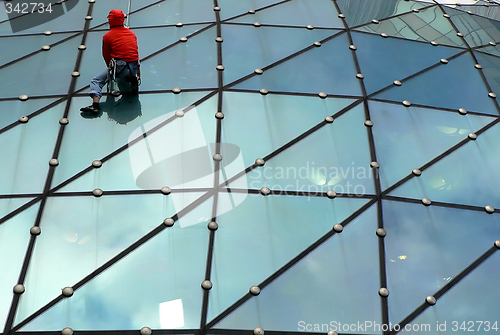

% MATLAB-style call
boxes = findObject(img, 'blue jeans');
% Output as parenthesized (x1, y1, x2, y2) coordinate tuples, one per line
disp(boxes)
(90, 60, 139, 99)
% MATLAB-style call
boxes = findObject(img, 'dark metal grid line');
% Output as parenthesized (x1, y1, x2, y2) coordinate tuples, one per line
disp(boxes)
(224, 88, 361, 100)
(0, 197, 42, 226)
(212, 330, 376, 335)
(0, 94, 67, 102)
(220, 21, 343, 30)
(389, 246, 499, 335)
(50, 188, 216, 197)
(89, 21, 216, 33)
(474, 47, 500, 60)
(219, 187, 376, 199)
(383, 195, 500, 213)
(205, 198, 378, 329)
(0, 29, 82, 38)
(219, 0, 292, 24)
(8, 331, 198, 335)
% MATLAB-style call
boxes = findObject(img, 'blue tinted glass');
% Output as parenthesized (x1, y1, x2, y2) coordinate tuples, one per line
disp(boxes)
(383, 200, 500, 325)
(0, 200, 39, 330)
(221, 24, 339, 85)
(214, 204, 381, 333)
(476, 46, 500, 58)
(474, 51, 500, 100)
(234, 32, 362, 96)
(228, 0, 343, 28)
(375, 53, 498, 115)
(18, 194, 211, 330)
(0, 98, 60, 129)
(352, 32, 463, 94)
(217, 0, 282, 21)
(389, 121, 500, 208)
(369, 101, 494, 190)
(88, 0, 128, 29)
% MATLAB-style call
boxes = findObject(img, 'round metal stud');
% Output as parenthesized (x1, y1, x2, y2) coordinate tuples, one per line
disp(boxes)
(172, 87, 181, 94)
(327, 332, 338, 335)
(61, 327, 74, 335)
(431, 41, 439, 46)
(325, 116, 334, 123)
(318, 92, 327, 99)
(254, 68, 263, 75)
(412, 168, 422, 176)
(215, 37, 223, 43)
(62, 286, 74, 297)
(378, 288, 389, 297)
(255, 158, 265, 166)
(458, 108, 467, 115)
(49, 158, 59, 166)
(42, 45, 51, 51)
(457, 32, 464, 37)
(259, 88, 269, 95)
(19, 94, 29, 101)
(13, 284, 25, 294)
(393, 80, 402, 86)
(490, 41, 497, 46)
(254, 328, 264, 335)
(44, 30, 52, 36)
(333, 224, 343, 233)
(412, 8, 420, 13)
(88, 0, 95, 3)
(248, 10, 256, 14)
(85, 15, 92, 20)
(93, 188, 103, 197)
(380, 33, 388, 38)
(495, 240, 500, 249)
(468, 133, 477, 140)
(443, 14, 451, 18)
(215, 112, 224, 119)
(422, 197, 432, 206)
(59, 117, 69, 126)
(349, 44, 357, 50)
(402, 100, 412, 107)
(260, 187, 271, 196)
(71, 71, 80, 77)
(249, 286, 261, 295)
(140, 327, 152, 335)
(253, 22, 261, 27)
(440, 58, 448, 64)
(30, 226, 41, 236)
(372, 19, 379, 24)
(161, 186, 171, 195)
(175, 22, 183, 27)
(338, 14, 345, 19)
(364, 120, 373, 127)
(92, 160, 102, 168)
(164, 218, 175, 227)
(175, 110, 185, 117)
(179, 37, 188, 42)
(313, 41, 322, 47)
(356, 73, 364, 79)
(213, 153, 223, 161)
(326, 190, 336, 199)
(306, 25, 314, 30)
(213, 6, 221, 11)
(467, 10, 473, 15)
(370, 161, 380, 168)
(201, 280, 213, 290)
(489, 92, 497, 98)
(485, 205, 495, 214)
(475, 64, 482, 69)
(208, 221, 218, 231)
(426, 295, 437, 305)
(78, 44, 86, 50)
(19, 116, 29, 123)
(376, 228, 387, 237)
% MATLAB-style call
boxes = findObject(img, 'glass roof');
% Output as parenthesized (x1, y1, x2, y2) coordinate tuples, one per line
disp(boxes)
(1, 0, 500, 334)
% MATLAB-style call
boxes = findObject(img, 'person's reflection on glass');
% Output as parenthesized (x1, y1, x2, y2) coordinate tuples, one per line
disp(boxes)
(80, 93, 142, 125)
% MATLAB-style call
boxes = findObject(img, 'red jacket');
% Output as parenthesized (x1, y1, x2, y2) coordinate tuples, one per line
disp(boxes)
(102, 26, 139, 66)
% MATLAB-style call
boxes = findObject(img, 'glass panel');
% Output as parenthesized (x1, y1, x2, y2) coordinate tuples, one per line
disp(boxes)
(0, 199, 39, 330)
(352, 31, 464, 94)
(389, 121, 500, 208)
(217, 0, 282, 21)
(213, 204, 381, 333)
(452, 4, 500, 22)
(383, 200, 500, 325)
(337, 0, 429, 28)
(354, 6, 466, 48)
(221, 24, 339, 85)
(130, 0, 165, 13)
(0, 98, 61, 129)
(369, 101, 494, 190)
(476, 46, 500, 58)
(53, 92, 217, 191)
(228, 0, 343, 29)
(374, 53, 498, 115)
(209, 193, 371, 322)
(0, 35, 80, 98)
(399, 251, 500, 334)
(234, 32, 362, 96)
(238, 103, 375, 195)
(88, 0, 129, 30)
(474, 51, 500, 101)
(139, 26, 217, 91)
(18, 194, 212, 330)
(0, 103, 63, 195)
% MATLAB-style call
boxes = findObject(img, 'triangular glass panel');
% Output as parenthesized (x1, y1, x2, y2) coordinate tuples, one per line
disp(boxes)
(337, 0, 429, 28)
(451, 4, 500, 22)
(87, 0, 131, 30)
(227, 0, 343, 28)
(400, 250, 500, 333)
(0, 98, 61, 129)
(374, 53, 499, 115)
(213, 204, 381, 332)
(353, 6, 466, 48)
(217, 0, 283, 21)
(0, 102, 64, 195)
(208, 193, 372, 322)
(369, 100, 495, 190)
(52, 92, 216, 191)
(0, 200, 39, 330)
(17, 196, 212, 330)
(382, 200, 500, 325)
(221, 24, 340, 85)
(233, 33, 362, 96)
(389, 121, 500, 208)
(234, 103, 375, 195)
(474, 51, 500, 101)
(476, 45, 500, 58)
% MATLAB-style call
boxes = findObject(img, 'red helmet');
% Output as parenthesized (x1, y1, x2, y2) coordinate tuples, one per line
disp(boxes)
(107, 9, 125, 27)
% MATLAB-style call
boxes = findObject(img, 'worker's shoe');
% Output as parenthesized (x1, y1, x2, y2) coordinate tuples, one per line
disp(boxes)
(80, 104, 100, 113)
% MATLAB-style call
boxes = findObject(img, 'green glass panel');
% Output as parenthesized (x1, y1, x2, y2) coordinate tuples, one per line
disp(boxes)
(383, 200, 500, 325)
(0, 103, 63, 195)
(0, 98, 61, 129)
(0, 199, 39, 330)
(389, 121, 500, 208)
(354, 6, 466, 48)
(53, 92, 216, 191)
(228, 0, 343, 29)
(369, 101, 494, 190)
(474, 51, 500, 101)
(213, 204, 381, 333)
(476, 46, 500, 58)
(233, 33, 362, 96)
(239, 103, 375, 195)
(217, 0, 282, 21)
(18, 194, 211, 330)
(374, 53, 498, 115)
(453, 4, 500, 22)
